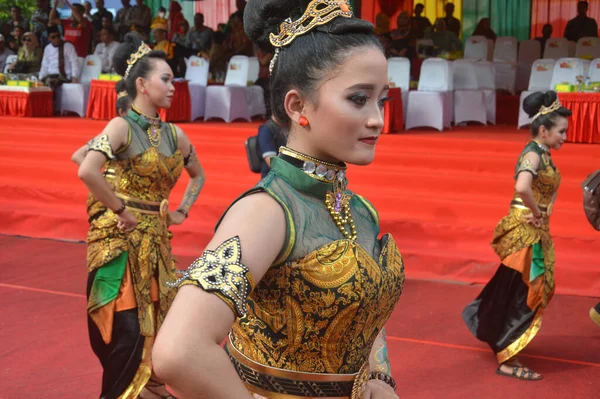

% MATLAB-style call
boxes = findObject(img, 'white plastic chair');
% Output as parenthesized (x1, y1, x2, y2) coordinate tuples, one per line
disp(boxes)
(204, 56, 251, 122)
(472, 61, 496, 124)
(549, 57, 587, 89)
(185, 56, 210, 121)
(406, 58, 452, 131)
(516, 40, 541, 92)
(57, 54, 101, 117)
(487, 39, 495, 61)
(575, 37, 600, 60)
(464, 36, 490, 61)
(245, 56, 266, 117)
(453, 59, 486, 125)
(517, 59, 556, 128)
(493, 37, 518, 93)
(589, 58, 600, 82)
(387, 57, 411, 123)
(544, 38, 569, 59)
(3, 54, 18, 73)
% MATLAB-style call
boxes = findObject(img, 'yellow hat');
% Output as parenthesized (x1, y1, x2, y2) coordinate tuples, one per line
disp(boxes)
(151, 18, 168, 32)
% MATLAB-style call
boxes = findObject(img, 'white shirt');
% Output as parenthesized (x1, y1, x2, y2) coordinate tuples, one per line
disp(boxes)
(39, 42, 80, 80)
(94, 41, 119, 73)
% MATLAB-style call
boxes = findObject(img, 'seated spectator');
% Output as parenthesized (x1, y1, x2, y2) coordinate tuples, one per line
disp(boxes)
(50, 0, 93, 58)
(187, 13, 213, 54)
(222, 13, 253, 57)
(257, 118, 287, 178)
(374, 12, 390, 36)
(39, 26, 80, 89)
(8, 32, 43, 74)
(391, 11, 416, 59)
(172, 20, 190, 47)
(151, 20, 177, 73)
(564, 1, 598, 42)
(0, 34, 15, 72)
(102, 14, 114, 30)
(472, 18, 497, 41)
(94, 27, 119, 73)
(425, 18, 462, 54)
(377, 33, 393, 58)
(9, 26, 25, 52)
(536, 24, 553, 57)
(151, 7, 168, 33)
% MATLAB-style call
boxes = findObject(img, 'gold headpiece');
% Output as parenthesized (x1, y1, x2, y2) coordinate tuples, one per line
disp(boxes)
(117, 91, 128, 99)
(268, 0, 352, 75)
(532, 98, 563, 121)
(269, 0, 353, 48)
(124, 42, 152, 78)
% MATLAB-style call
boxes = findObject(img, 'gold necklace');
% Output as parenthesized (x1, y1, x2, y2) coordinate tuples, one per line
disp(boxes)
(279, 146, 357, 241)
(132, 104, 162, 148)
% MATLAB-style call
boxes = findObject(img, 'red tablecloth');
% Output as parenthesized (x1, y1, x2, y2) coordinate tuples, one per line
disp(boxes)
(382, 87, 403, 134)
(558, 92, 600, 144)
(0, 89, 53, 117)
(86, 79, 118, 120)
(86, 80, 191, 122)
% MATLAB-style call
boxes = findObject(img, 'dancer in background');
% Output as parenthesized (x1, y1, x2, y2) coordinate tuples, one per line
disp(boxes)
(463, 91, 570, 381)
(75, 32, 205, 398)
(152, 1, 404, 398)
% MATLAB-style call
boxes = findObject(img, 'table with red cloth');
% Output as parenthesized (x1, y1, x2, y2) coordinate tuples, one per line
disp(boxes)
(382, 87, 403, 134)
(86, 79, 191, 122)
(0, 86, 53, 117)
(558, 92, 600, 144)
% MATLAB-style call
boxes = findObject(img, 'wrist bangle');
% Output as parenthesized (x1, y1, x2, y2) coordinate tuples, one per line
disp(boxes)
(113, 199, 126, 215)
(177, 209, 188, 219)
(369, 371, 397, 391)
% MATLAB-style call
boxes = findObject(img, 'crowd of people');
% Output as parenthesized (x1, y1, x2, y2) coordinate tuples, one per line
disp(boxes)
(0, 0, 269, 88)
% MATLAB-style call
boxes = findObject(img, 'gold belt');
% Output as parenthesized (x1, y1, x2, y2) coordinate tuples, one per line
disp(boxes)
(510, 199, 549, 215)
(225, 340, 370, 399)
(116, 193, 169, 217)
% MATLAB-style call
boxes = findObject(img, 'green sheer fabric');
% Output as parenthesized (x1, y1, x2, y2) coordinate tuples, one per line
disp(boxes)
(258, 157, 382, 263)
(462, 0, 532, 41)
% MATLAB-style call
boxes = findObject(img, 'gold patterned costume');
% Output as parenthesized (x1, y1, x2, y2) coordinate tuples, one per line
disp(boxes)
(85, 109, 183, 398)
(463, 140, 561, 363)
(183, 152, 405, 398)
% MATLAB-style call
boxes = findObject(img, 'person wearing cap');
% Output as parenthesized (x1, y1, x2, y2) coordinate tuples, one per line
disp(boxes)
(0, 34, 15, 73)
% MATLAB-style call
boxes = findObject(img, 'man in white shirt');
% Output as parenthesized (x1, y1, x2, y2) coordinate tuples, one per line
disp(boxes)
(0, 34, 15, 73)
(93, 27, 119, 73)
(39, 26, 80, 88)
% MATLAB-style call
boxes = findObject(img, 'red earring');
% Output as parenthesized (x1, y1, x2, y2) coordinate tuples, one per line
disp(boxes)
(299, 115, 309, 127)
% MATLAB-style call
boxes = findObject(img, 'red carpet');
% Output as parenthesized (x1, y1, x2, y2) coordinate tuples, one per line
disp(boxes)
(0, 236, 598, 398)
(0, 117, 599, 297)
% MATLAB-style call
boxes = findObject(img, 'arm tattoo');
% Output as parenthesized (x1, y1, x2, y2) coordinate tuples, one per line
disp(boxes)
(370, 328, 392, 375)
(178, 175, 204, 214)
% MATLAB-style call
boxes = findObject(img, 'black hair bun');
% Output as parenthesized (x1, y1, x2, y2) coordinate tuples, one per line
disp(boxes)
(523, 90, 558, 118)
(112, 32, 145, 77)
(244, 0, 374, 51)
(115, 79, 127, 94)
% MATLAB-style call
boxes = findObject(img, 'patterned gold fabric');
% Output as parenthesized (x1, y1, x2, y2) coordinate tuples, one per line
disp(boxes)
(231, 235, 404, 375)
(87, 119, 184, 338)
(491, 141, 561, 308)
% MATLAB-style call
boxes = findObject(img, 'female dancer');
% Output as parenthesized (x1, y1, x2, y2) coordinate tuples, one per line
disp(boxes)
(153, 1, 404, 398)
(463, 91, 570, 380)
(76, 32, 205, 398)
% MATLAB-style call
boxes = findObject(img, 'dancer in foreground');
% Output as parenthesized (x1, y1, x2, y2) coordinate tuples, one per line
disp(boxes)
(463, 91, 570, 381)
(153, 1, 404, 398)
(76, 32, 205, 398)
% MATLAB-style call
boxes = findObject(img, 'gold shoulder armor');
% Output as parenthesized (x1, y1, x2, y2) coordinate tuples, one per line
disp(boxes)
(87, 134, 115, 160)
(516, 158, 538, 177)
(169, 236, 255, 318)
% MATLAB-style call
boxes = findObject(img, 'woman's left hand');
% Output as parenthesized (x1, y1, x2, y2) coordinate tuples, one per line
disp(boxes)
(362, 379, 399, 399)
(167, 210, 186, 227)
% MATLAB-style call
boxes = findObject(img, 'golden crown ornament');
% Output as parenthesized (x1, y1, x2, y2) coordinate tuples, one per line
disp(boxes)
(124, 42, 152, 78)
